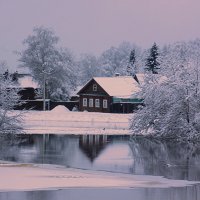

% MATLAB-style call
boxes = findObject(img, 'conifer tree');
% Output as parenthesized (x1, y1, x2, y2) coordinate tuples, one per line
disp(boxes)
(127, 49, 136, 75)
(129, 49, 136, 67)
(145, 43, 160, 74)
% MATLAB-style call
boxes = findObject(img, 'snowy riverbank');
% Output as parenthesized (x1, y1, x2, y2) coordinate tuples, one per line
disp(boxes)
(0, 161, 198, 192)
(21, 106, 131, 135)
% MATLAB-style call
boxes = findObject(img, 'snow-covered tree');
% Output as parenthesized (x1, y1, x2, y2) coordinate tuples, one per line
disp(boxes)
(130, 40, 200, 140)
(19, 27, 77, 101)
(0, 61, 7, 74)
(0, 64, 22, 133)
(77, 54, 101, 84)
(160, 42, 190, 78)
(145, 43, 160, 74)
(127, 49, 137, 76)
(99, 42, 142, 76)
(129, 49, 136, 66)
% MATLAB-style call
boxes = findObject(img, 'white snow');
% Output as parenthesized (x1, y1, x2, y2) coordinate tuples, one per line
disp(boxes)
(18, 75, 39, 88)
(77, 74, 144, 98)
(21, 110, 131, 135)
(0, 161, 198, 192)
(51, 105, 70, 112)
(93, 75, 143, 98)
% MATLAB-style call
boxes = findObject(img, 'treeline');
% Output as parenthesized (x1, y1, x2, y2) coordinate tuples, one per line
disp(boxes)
(130, 39, 200, 140)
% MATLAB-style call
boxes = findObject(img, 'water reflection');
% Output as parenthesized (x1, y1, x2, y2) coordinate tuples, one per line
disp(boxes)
(79, 135, 108, 162)
(1, 134, 200, 181)
(129, 137, 200, 181)
(0, 186, 200, 200)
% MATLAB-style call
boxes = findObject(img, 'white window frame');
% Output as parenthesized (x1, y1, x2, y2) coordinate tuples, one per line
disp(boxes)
(103, 99, 108, 108)
(83, 98, 87, 107)
(93, 84, 97, 91)
(89, 98, 94, 107)
(95, 99, 100, 108)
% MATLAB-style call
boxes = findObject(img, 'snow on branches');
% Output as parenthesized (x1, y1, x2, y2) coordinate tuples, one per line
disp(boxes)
(0, 76, 22, 134)
(130, 41, 200, 140)
(19, 27, 77, 101)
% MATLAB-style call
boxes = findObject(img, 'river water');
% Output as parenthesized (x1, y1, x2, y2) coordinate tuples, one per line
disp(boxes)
(0, 134, 200, 200)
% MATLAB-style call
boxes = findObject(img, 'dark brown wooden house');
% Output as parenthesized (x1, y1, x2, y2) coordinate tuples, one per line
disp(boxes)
(77, 75, 143, 113)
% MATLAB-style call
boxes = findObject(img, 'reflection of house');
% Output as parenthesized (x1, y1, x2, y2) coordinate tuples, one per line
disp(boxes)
(77, 75, 143, 113)
(79, 135, 108, 162)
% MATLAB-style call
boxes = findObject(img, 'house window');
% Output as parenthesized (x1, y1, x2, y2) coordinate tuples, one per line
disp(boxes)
(93, 84, 97, 91)
(83, 98, 87, 107)
(103, 99, 108, 108)
(89, 99, 93, 107)
(95, 99, 100, 108)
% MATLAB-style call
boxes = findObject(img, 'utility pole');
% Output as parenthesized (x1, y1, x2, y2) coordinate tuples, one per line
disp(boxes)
(43, 73, 46, 111)
(42, 63, 54, 111)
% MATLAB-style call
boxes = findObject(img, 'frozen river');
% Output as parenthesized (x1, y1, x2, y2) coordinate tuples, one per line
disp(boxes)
(0, 134, 200, 200)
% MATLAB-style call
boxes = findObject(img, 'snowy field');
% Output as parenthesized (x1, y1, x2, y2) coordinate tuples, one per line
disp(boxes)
(21, 106, 131, 135)
(0, 161, 198, 192)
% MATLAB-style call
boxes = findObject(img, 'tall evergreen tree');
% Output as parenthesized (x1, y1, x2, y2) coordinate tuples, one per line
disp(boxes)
(145, 43, 160, 74)
(129, 49, 136, 66)
(127, 49, 140, 83)
(127, 49, 136, 75)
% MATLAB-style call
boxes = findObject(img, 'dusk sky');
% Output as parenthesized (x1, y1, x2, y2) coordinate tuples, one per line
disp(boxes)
(0, 0, 200, 69)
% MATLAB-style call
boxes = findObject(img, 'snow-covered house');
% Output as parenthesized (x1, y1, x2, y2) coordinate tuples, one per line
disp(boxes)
(1, 72, 39, 100)
(16, 74, 40, 100)
(77, 75, 143, 113)
(17, 74, 39, 89)
(3, 73, 42, 110)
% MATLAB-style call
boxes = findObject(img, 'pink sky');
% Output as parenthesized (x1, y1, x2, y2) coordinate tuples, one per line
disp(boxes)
(0, 0, 199, 69)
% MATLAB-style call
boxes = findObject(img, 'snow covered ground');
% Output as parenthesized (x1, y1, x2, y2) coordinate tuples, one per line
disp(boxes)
(0, 161, 198, 192)
(21, 106, 131, 135)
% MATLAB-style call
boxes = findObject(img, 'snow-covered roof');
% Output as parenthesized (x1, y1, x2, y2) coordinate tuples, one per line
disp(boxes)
(18, 76, 39, 89)
(86, 74, 144, 98)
